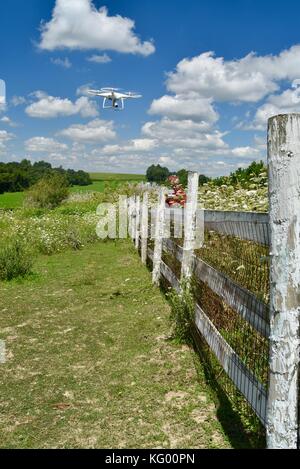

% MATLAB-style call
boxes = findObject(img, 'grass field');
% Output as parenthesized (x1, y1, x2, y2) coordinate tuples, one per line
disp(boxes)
(0, 191, 25, 209)
(0, 172, 145, 209)
(90, 172, 145, 182)
(0, 241, 233, 449)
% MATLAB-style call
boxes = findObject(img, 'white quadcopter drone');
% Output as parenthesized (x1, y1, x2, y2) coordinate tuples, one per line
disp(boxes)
(88, 87, 142, 110)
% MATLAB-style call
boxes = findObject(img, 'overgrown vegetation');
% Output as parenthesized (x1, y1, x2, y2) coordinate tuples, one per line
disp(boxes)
(167, 281, 195, 343)
(24, 173, 69, 209)
(199, 164, 268, 212)
(0, 236, 33, 281)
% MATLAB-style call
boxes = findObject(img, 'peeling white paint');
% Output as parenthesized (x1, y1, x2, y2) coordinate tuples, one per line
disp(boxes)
(135, 195, 141, 250)
(181, 172, 199, 280)
(267, 113, 300, 449)
(141, 192, 149, 264)
(152, 188, 166, 286)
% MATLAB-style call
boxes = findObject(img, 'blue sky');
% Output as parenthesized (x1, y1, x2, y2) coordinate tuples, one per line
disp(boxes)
(1, 0, 300, 176)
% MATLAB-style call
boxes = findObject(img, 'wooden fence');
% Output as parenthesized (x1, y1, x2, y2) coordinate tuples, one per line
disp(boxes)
(128, 113, 300, 449)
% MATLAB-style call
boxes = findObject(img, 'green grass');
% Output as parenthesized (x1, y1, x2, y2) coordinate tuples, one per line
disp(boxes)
(0, 172, 146, 209)
(0, 241, 231, 449)
(0, 191, 25, 209)
(69, 181, 106, 193)
(90, 172, 145, 182)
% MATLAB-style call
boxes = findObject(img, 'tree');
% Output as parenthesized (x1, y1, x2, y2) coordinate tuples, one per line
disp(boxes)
(176, 169, 188, 187)
(0, 159, 92, 194)
(199, 174, 210, 186)
(146, 164, 170, 183)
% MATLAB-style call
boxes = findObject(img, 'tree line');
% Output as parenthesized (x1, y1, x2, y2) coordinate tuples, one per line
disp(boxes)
(0, 159, 92, 195)
(146, 165, 210, 187)
(146, 161, 266, 187)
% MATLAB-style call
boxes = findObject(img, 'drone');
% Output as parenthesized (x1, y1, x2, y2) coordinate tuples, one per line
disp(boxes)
(88, 87, 142, 110)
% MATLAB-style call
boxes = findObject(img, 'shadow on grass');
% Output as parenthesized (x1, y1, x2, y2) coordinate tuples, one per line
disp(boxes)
(139, 249, 266, 449)
(157, 277, 265, 449)
(190, 326, 266, 449)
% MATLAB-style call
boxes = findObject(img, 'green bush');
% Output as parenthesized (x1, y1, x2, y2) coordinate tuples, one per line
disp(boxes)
(0, 237, 33, 281)
(24, 174, 69, 209)
(167, 280, 195, 343)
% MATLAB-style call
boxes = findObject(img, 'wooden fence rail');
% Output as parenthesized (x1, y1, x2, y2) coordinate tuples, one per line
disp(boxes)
(153, 208, 270, 246)
(129, 114, 300, 448)
(163, 238, 270, 339)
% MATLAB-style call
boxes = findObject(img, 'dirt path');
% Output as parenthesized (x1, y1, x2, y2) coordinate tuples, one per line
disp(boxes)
(0, 241, 231, 448)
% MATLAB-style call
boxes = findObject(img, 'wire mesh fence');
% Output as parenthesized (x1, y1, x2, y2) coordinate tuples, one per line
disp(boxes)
(142, 207, 270, 442)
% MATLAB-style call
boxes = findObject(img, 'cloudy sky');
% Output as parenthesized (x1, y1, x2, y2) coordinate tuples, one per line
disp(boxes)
(1, 0, 300, 176)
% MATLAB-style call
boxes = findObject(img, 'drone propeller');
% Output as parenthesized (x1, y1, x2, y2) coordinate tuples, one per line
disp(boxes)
(87, 89, 104, 95)
(100, 87, 122, 91)
(123, 91, 142, 98)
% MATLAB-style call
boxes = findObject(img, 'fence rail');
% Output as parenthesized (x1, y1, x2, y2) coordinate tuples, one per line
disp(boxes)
(129, 113, 300, 449)
(166, 208, 270, 246)
(163, 238, 270, 338)
(148, 241, 268, 424)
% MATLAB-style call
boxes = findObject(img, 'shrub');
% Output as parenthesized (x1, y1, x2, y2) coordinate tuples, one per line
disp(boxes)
(24, 174, 69, 209)
(0, 237, 33, 281)
(167, 281, 195, 343)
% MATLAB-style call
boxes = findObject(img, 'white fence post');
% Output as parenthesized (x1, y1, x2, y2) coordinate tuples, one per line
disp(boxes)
(152, 187, 166, 286)
(181, 172, 199, 280)
(141, 192, 149, 264)
(128, 196, 135, 241)
(267, 113, 300, 449)
(135, 195, 141, 249)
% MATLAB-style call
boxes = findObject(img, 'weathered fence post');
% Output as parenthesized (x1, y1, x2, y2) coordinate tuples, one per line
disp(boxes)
(152, 187, 166, 285)
(128, 196, 136, 241)
(267, 113, 300, 449)
(135, 195, 141, 249)
(181, 172, 199, 280)
(141, 192, 149, 264)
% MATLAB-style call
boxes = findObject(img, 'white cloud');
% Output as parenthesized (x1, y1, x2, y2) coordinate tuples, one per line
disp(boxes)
(11, 96, 27, 106)
(149, 94, 218, 123)
(142, 118, 227, 152)
(249, 82, 300, 130)
(0, 116, 18, 127)
(25, 92, 99, 118)
(58, 118, 116, 143)
(76, 83, 93, 97)
(25, 137, 68, 153)
(166, 46, 300, 103)
(254, 134, 266, 151)
(50, 57, 72, 68)
(101, 138, 158, 155)
(87, 53, 111, 64)
(0, 130, 14, 142)
(0, 129, 14, 152)
(1, 116, 11, 124)
(0, 79, 6, 112)
(39, 0, 155, 56)
(231, 146, 260, 157)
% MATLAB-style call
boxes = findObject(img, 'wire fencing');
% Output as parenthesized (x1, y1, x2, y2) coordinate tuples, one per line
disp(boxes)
(129, 114, 300, 448)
